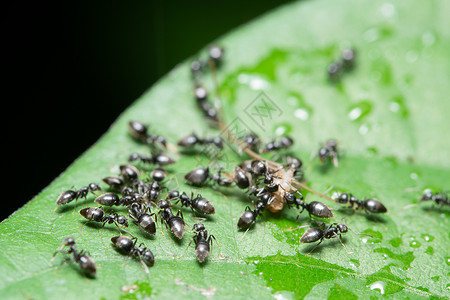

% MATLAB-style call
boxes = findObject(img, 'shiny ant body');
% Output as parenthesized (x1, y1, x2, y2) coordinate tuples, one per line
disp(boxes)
(300, 222, 371, 255)
(317, 139, 339, 167)
(167, 191, 215, 215)
(128, 120, 167, 149)
(334, 192, 387, 213)
(128, 152, 175, 166)
(284, 192, 334, 219)
(56, 183, 102, 205)
(94, 192, 137, 207)
(79, 206, 129, 229)
(188, 223, 217, 263)
(421, 189, 449, 207)
(262, 136, 294, 153)
(111, 235, 154, 274)
(157, 199, 186, 239)
(237, 200, 265, 230)
(178, 133, 223, 149)
(184, 167, 232, 187)
(128, 203, 157, 235)
(52, 237, 96, 275)
(327, 48, 356, 82)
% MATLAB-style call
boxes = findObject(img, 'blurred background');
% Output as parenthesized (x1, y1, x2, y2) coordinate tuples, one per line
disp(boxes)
(3, 0, 293, 221)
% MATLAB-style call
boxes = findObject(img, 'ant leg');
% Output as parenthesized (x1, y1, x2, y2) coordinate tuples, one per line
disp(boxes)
(239, 225, 253, 242)
(179, 237, 196, 258)
(305, 238, 324, 256)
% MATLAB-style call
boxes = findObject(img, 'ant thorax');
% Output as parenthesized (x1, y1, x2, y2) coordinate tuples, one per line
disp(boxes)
(267, 166, 297, 213)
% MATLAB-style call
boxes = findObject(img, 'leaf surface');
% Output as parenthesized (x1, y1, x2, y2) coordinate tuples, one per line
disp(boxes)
(1, 0, 449, 299)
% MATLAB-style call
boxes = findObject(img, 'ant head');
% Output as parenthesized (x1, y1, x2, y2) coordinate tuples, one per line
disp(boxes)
(63, 237, 75, 247)
(193, 223, 205, 232)
(337, 223, 348, 233)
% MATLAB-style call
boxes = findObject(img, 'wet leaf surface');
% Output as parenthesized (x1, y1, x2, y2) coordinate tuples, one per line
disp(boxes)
(1, 0, 449, 299)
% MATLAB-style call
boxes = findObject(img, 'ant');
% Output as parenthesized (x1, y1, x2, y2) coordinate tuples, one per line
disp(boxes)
(239, 133, 261, 153)
(237, 200, 266, 230)
(157, 199, 186, 239)
(178, 133, 223, 149)
(284, 192, 334, 219)
(327, 48, 356, 82)
(300, 222, 372, 255)
(120, 164, 141, 182)
(186, 223, 218, 263)
(52, 237, 96, 276)
(128, 120, 167, 149)
(111, 235, 154, 274)
(56, 183, 102, 205)
(193, 84, 219, 124)
(128, 152, 175, 166)
(184, 167, 233, 187)
(102, 176, 125, 190)
(421, 189, 449, 208)
(167, 191, 215, 215)
(128, 203, 157, 235)
(332, 190, 387, 213)
(262, 136, 294, 153)
(151, 168, 167, 182)
(94, 192, 137, 207)
(79, 206, 129, 230)
(317, 139, 339, 167)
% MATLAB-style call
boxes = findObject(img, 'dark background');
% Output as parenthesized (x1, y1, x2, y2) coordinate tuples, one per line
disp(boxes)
(3, 1, 293, 221)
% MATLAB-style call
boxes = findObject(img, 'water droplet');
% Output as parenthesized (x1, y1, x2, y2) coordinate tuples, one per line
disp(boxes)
(422, 31, 436, 47)
(259, 272, 264, 276)
(254, 260, 260, 264)
(410, 240, 421, 248)
(274, 123, 292, 136)
(410, 173, 419, 180)
(431, 276, 440, 282)
(364, 28, 379, 43)
(380, 3, 396, 18)
(348, 101, 372, 121)
(237, 73, 270, 90)
(425, 246, 434, 255)
(389, 237, 402, 247)
(369, 281, 386, 294)
(294, 108, 309, 120)
(446, 257, 450, 265)
(421, 234, 434, 242)
(405, 50, 419, 63)
(359, 123, 370, 135)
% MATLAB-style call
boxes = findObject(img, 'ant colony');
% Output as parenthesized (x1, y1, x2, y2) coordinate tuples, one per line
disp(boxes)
(53, 43, 418, 279)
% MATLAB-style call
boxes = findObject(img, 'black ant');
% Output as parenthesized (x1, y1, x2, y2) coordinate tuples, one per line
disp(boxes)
(284, 192, 334, 219)
(187, 223, 218, 263)
(421, 189, 449, 208)
(262, 136, 294, 153)
(128, 120, 167, 149)
(332, 191, 387, 213)
(167, 191, 215, 215)
(178, 133, 223, 149)
(193, 84, 219, 124)
(317, 139, 339, 167)
(300, 222, 372, 255)
(151, 168, 167, 182)
(239, 133, 261, 153)
(327, 48, 356, 82)
(79, 206, 129, 230)
(94, 192, 137, 207)
(184, 167, 233, 187)
(237, 200, 266, 230)
(52, 237, 96, 276)
(128, 152, 175, 166)
(102, 176, 125, 190)
(111, 235, 154, 274)
(56, 183, 102, 205)
(120, 164, 141, 182)
(128, 203, 157, 235)
(157, 199, 186, 239)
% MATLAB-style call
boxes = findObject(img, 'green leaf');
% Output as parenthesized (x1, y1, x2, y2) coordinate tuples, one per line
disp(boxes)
(1, 0, 449, 299)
